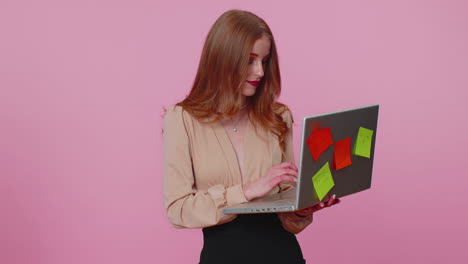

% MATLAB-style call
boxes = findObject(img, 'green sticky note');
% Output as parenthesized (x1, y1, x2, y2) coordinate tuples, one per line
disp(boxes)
(312, 162, 335, 201)
(352, 127, 374, 158)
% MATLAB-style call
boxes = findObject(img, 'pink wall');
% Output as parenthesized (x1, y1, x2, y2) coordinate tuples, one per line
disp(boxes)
(1, 0, 467, 263)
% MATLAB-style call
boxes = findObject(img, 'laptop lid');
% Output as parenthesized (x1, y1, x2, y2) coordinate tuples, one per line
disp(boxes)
(295, 104, 379, 210)
(223, 104, 379, 214)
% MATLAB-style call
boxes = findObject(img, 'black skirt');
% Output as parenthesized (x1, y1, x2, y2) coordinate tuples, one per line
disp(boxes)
(199, 213, 306, 264)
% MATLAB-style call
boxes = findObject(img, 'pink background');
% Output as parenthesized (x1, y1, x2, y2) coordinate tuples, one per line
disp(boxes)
(1, 0, 467, 263)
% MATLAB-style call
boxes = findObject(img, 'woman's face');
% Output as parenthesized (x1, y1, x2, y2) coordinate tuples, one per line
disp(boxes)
(241, 35, 271, 97)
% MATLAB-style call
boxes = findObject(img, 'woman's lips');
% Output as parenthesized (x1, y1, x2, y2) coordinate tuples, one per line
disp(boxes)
(247, 80, 260, 87)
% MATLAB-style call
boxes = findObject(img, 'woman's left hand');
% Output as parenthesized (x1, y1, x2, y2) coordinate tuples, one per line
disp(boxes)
(295, 194, 341, 217)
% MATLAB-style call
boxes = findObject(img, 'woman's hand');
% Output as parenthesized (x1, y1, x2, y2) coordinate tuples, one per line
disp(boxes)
(242, 162, 298, 201)
(278, 195, 339, 234)
(295, 194, 341, 217)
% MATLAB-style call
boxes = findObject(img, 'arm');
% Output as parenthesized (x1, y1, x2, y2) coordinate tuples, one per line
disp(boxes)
(163, 106, 248, 228)
(277, 108, 314, 234)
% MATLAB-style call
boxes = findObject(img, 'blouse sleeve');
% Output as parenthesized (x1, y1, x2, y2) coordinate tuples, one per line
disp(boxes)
(277, 108, 314, 234)
(163, 106, 248, 229)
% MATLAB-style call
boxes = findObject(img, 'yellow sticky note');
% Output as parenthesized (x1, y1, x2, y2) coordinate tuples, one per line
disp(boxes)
(312, 162, 335, 201)
(352, 127, 374, 158)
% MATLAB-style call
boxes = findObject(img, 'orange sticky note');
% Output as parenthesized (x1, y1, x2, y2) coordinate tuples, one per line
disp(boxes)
(306, 127, 333, 161)
(333, 137, 352, 170)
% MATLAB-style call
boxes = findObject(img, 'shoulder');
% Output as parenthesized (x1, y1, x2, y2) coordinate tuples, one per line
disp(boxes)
(164, 105, 195, 122)
(274, 103, 294, 126)
(163, 105, 197, 132)
(165, 104, 184, 117)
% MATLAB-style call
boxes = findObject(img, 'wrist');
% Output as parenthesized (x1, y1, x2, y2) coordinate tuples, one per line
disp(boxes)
(242, 183, 253, 201)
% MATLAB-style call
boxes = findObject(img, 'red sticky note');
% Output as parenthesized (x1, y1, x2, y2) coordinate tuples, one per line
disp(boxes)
(333, 137, 352, 170)
(306, 127, 333, 161)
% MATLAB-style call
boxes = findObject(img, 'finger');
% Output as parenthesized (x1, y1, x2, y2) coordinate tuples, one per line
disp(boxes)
(272, 168, 297, 179)
(310, 202, 326, 213)
(297, 207, 313, 214)
(322, 194, 331, 204)
(333, 198, 341, 205)
(294, 208, 309, 217)
(327, 196, 341, 207)
(302, 207, 315, 215)
(288, 162, 298, 171)
(296, 210, 313, 217)
(290, 163, 298, 171)
(327, 194, 336, 207)
(272, 175, 297, 186)
(281, 168, 298, 178)
(280, 175, 297, 183)
(278, 162, 298, 172)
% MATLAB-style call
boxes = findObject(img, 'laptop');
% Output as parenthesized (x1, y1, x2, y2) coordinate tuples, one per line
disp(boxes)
(223, 104, 379, 214)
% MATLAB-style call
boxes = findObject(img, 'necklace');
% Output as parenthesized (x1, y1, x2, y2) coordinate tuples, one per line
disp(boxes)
(230, 115, 243, 132)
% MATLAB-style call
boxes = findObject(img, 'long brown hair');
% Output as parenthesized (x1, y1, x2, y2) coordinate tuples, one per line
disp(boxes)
(177, 9, 291, 152)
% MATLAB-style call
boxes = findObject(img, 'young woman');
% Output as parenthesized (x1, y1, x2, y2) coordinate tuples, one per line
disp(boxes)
(163, 9, 339, 264)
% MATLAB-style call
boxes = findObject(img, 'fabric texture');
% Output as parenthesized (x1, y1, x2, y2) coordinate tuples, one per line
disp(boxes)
(199, 213, 306, 264)
(162, 104, 313, 261)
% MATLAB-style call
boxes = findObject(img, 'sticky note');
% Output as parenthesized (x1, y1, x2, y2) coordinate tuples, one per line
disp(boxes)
(312, 162, 335, 201)
(333, 137, 352, 170)
(306, 127, 333, 161)
(352, 127, 374, 158)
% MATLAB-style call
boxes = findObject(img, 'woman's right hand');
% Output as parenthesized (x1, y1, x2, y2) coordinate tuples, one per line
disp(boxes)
(242, 162, 298, 201)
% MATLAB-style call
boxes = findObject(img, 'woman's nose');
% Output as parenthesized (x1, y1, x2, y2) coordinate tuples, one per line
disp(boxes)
(254, 61, 264, 78)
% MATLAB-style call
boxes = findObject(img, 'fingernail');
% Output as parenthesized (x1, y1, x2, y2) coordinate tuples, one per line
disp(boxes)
(332, 194, 336, 199)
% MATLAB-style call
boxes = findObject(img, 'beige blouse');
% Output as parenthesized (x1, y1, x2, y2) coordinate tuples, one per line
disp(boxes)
(163, 105, 312, 233)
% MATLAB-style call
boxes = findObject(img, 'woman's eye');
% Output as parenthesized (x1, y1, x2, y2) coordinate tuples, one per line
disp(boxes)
(248, 58, 269, 65)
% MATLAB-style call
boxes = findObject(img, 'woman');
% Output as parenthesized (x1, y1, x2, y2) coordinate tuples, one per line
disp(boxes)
(163, 9, 339, 264)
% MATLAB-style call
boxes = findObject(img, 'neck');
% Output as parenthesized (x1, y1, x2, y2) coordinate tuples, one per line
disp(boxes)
(239, 96, 247, 109)
(233, 107, 247, 119)
(222, 107, 247, 125)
